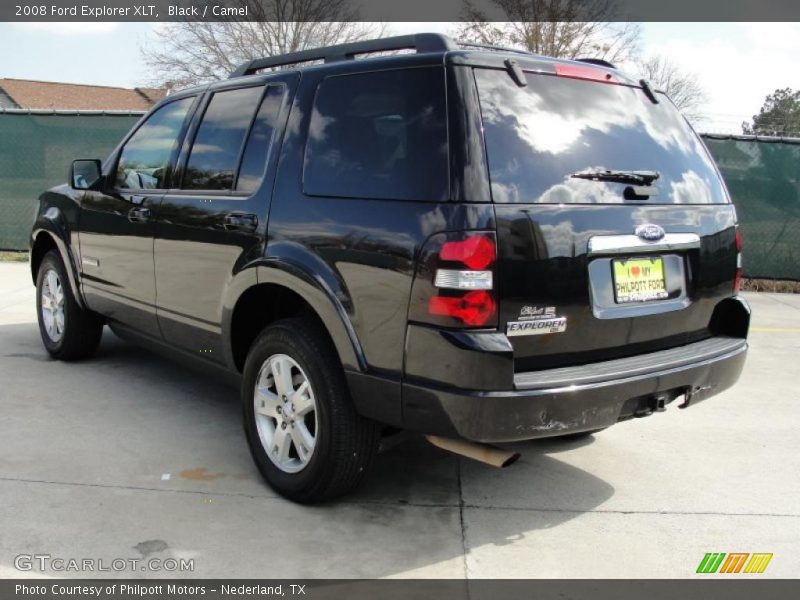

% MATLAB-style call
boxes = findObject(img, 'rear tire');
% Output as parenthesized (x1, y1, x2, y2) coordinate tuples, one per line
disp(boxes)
(242, 318, 380, 503)
(36, 249, 103, 360)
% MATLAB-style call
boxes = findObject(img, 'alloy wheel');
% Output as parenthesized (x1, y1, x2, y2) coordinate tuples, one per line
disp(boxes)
(40, 268, 65, 343)
(253, 354, 318, 473)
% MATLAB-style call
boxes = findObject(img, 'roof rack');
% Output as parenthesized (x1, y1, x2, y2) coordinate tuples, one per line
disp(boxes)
(229, 33, 458, 78)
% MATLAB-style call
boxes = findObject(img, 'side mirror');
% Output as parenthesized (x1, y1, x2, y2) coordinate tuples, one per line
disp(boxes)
(70, 159, 102, 190)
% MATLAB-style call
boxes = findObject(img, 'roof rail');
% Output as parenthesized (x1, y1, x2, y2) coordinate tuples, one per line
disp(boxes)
(229, 33, 458, 78)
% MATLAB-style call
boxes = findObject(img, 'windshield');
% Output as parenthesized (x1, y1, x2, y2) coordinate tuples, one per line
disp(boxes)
(475, 67, 728, 204)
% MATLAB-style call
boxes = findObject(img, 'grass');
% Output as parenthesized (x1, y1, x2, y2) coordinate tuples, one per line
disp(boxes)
(0, 251, 28, 262)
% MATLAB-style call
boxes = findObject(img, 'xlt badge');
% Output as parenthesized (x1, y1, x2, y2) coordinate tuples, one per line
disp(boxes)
(507, 305, 567, 337)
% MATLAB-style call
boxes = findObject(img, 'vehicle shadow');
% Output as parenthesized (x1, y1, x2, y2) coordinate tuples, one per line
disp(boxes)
(0, 323, 615, 579)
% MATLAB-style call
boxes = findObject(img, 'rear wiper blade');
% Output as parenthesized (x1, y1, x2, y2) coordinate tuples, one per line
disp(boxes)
(639, 79, 660, 104)
(570, 169, 660, 186)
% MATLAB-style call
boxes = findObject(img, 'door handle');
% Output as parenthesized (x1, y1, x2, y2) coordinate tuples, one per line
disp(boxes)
(128, 207, 151, 223)
(223, 212, 258, 232)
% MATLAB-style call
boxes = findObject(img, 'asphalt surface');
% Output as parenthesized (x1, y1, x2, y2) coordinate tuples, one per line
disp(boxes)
(0, 261, 798, 578)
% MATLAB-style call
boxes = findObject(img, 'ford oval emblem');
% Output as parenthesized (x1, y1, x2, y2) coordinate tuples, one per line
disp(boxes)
(635, 224, 665, 242)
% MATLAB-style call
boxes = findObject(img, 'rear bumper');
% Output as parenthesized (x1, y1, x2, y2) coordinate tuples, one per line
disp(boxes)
(401, 336, 748, 443)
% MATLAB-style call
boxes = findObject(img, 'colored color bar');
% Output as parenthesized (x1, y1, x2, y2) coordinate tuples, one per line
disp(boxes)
(745, 554, 759, 573)
(733, 554, 749, 573)
(745, 553, 774, 574)
(709, 553, 726, 573)
(697, 553, 727, 573)
(720, 553, 749, 573)
(719, 555, 735, 573)
(696, 553, 714, 573)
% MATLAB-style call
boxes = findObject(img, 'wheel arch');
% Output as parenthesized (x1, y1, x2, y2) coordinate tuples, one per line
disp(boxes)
(30, 208, 85, 309)
(225, 261, 366, 374)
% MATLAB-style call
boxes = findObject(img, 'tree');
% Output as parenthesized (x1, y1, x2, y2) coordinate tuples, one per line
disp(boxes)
(635, 55, 707, 121)
(141, 0, 386, 89)
(451, 0, 640, 64)
(742, 88, 800, 137)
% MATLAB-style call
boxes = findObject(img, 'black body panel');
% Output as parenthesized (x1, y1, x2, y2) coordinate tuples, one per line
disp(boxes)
(79, 189, 164, 336)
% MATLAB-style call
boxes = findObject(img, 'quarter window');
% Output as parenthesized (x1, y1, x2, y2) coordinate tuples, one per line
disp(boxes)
(304, 68, 448, 202)
(116, 97, 194, 190)
(236, 84, 287, 193)
(183, 86, 263, 191)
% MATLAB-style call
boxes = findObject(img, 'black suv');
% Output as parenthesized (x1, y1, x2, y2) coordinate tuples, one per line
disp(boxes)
(30, 34, 749, 502)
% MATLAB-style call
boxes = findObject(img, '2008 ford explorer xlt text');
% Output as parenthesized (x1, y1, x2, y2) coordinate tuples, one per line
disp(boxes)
(29, 34, 749, 503)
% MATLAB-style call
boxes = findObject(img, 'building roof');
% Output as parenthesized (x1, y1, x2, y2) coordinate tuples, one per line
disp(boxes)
(0, 78, 167, 111)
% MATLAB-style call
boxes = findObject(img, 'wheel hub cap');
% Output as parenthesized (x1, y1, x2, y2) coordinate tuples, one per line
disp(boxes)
(253, 354, 317, 474)
(41, 269, 65, 343)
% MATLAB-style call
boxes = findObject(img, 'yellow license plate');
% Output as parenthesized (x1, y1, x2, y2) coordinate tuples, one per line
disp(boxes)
(613, 257, 668, 303)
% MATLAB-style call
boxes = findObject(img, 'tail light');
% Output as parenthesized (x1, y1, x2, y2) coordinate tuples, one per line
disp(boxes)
(429, 291, 496, 326)
(409, 232, 498, 328)
(734, 226, 743, 293)
(439, 236, 495, 270)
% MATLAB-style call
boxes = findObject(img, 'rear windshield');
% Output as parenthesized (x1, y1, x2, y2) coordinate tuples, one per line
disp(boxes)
(475, 67, 728, 204)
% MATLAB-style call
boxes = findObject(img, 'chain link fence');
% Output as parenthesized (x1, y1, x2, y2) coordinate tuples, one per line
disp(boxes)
(702, 134, 800, 281)
(0, 111, 141, 250)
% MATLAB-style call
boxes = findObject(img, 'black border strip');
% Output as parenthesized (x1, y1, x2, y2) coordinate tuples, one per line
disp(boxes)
(4, 0, 800, 22)
(3, 579, 799, 600)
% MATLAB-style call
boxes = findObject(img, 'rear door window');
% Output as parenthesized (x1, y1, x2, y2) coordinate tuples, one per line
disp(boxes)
(475, 67, 728, 204)
(183, 86, 263, 191)
(304, 67, 448, 202)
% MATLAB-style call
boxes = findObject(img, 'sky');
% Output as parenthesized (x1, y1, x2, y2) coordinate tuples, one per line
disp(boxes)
(1, 21, 799, 133)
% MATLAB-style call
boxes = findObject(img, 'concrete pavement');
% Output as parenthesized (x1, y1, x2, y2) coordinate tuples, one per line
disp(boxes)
(0, 261, 798, 578)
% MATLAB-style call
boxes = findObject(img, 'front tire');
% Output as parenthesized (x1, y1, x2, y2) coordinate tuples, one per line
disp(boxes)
(242, 318, 380, 503)
(36, 249, 103, 360)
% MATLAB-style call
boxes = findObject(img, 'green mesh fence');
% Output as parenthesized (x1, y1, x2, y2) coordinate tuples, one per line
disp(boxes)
(1, 116, 798, 280)
(0, 112, 141, 250)
(702, 134, 800, 281)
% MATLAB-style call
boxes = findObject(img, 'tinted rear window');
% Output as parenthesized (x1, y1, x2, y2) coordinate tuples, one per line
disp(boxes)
(475, 68, 728, 204)
(304, 67, 448, 202)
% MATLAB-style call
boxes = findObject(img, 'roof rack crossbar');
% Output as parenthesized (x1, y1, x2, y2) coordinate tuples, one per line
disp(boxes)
(229, 33, 458, 78)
